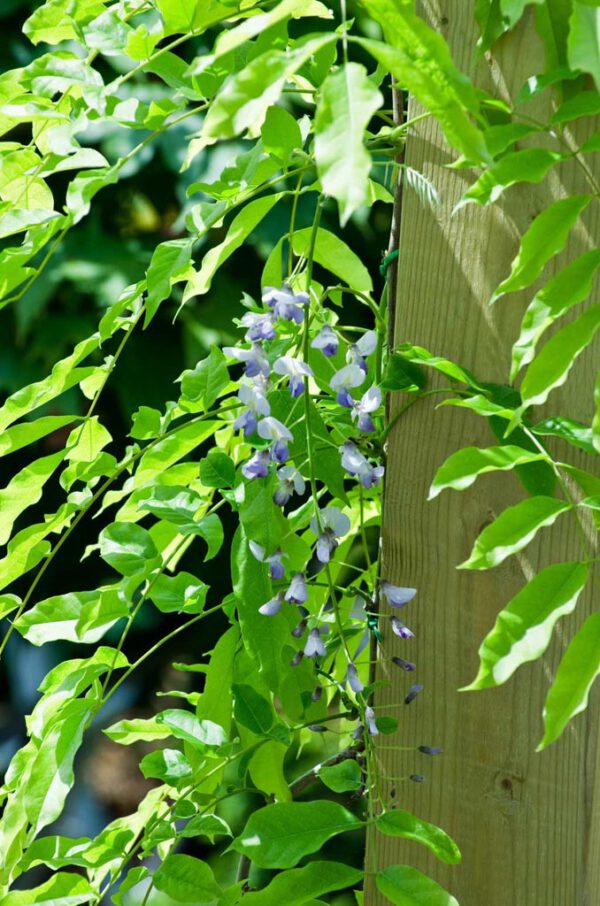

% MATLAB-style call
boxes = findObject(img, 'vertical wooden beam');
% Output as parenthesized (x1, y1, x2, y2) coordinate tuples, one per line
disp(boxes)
(365, 3, 600, 904)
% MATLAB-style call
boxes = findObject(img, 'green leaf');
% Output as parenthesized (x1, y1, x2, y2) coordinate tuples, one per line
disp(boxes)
(1, 873, 95, 906)
(15, 586, 127, 645)
(202, 35, 336, 140)
(242, 861, 364, 906)
(511, 249, 600, 378)
(181, 813, 232, 841)
(180, 346, 230, 408)
(491, 196, 591, 304)
(291, 227, 373, 294)
(153, 854, 221, 904)
(317, 758, 362, 792)
(381, 354, 427, 392)
(261, 104, 303, 163)
(356, 6, 489, 164)
(99, 522, 159, 576)
(593, 371, 600, 454)
(0, 450, 64, 546)
(459, 496, 571, 570)
(149, 571, 208, 614)
(200, 449, 236, 488)
(140, 748, 193, 783)
(66, 415, 112, 463)
(138, 485, 202, 528)
(249, 740, 291, 802)
(0, 416, 78, 458)
(376, 865, 459, 906)
(155, 0, 231, 34)
(232, 801, 363, 868)
(539, 611, 600, 749)
(194, 512, 224, 560)
(377, 809, 461, 865)
(533, 416, 596, 456)
(465, 562, 589, 690)
(429, 445, 546, 499)
(396, 343, 483, 389)
(23, 0, 105, 45)
(145, 238, 193, 326)
(233, 683, 276, 736)
(520, 303, 600, 408)
(314, 62, 383, 225)
(552, 90, 600, 124)
(461, 149, 562, 206)
(567, 2, 600, 90)
(156, 709, 227, 749)
(104, 717, 172, 745)
(184, 195, 281, 301)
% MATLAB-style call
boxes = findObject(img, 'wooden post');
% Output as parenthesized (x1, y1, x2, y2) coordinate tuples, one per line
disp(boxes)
(365, 3, 600, 904)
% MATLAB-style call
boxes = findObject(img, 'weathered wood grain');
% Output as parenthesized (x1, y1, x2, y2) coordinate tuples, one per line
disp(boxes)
(365, 3, 600, 904)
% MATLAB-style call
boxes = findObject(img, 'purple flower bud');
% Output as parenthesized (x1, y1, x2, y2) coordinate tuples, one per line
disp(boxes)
(304, 628, 327, 659)
(285, 572, 308, 605)
(311, 325, 338, 357)
(270, 439, 290, 463)
(311, 686, 323, 702)
(233, 408, 258, 437)
(419, 745, 443, 756)
(259, 591, 284, 616)
(392, 656, 416, 672)
(291, 619, 307, 638)
(308, 724, 329, 732)
(391, 616, 414, 639)
(290, 651, 304, 667)
(365, 705, 379, 736)
(242, 449, 270, 480)
(410, 774, 425, 783)
(381, 582, 417, 608)
(346, 662, 364, 693)
(405, 683, 424, 704)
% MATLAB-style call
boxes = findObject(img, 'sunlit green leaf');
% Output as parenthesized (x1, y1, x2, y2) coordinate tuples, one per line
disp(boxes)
(103, 717, 172, 745)
(242, 861, 364, 906)
(145, 238, 194, 326)
(140, 748, 194, 783)
(153, 854, 221, 903)
(180, 346, 230, 408)
(377, 809, 461, 865)
(429, 445, 546, 499)
(461, 149, 562, 206)
(1, 872, 95, 906)
(291, 227, 373, 294)
(156, 709, 227, 749)
(567, 2, 600, 90)
(376, 865, 459, 906)
(99, 522, 160, 576)
(200, 449, 236, 488)
(0, 450, 64, 546)
(317, 758, 362, 792)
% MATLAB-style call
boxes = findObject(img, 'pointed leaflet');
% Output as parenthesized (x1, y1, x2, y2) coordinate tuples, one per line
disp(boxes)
(202, 34, 337, 140)
(357, 1, 489, 164)
(144, 238, 194, 326)
(491, 195, 591, 304)
(567, 2, 600, 91)
(593, 372, 600, 454)
(314, 62, 382, 225)
(520, 303, 600, 408)
(242, 861, 364, 906)
(465, 562, 589, 690)
(460, 148, 562, 206)
(376, 865, 459, 906)
(511, 249, 600, 378)
(0, 450, 64, 545)
(232, 801, 363, 868)
(153, 855, 221, 903)
(429, 445, 545, 499)
(539, 611, 600, 749)
(377, 810, 461, 865)
(291, 227, 373, 294)
(1, 873, 95, 906)
(459, 496, 571, 570)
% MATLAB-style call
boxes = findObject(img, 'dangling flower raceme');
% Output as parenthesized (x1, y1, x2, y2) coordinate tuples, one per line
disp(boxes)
(329, 363, 364, 408)
(285, 572, 308, 604)
(272, 355, 313, 397)
(311, 325, 338, 357)
(249, 541, 286, 580)
(241, 310, 277, 341)
(262, 285, 309, 323)
(351, 385, 381, 433)
(233, 380, 270, 436)
(347, 329, 377, 373)
(340, 441, 384, 489)
(273, 465, 306, 506)
(381, 581, 417, 608)
(242, 449, 270, 480)
(310, 505, 351, 563)
(223, 342, 270, 378)
(259, 591, 284, 616)
(257, 416, 293, 463)
(304, 627, 327, 658)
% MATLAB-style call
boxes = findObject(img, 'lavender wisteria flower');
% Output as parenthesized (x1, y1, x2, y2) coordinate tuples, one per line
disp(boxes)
(329, 363, 364, 408)
(381, 581, 417, 608)
(233, 380, 270, 436)
(340, 441, 384, 489)
(364, 705, 379, 736)
(241, 310, 276, 341)
(351, 385, 381, 433)
(311, 325, 338, 357)
(310, 506, 351, 563)
(285, 572, 308, 604)
(273, 465, 305, 506)
(347, 329, 377, 373)
(272, 355, 313, 397)
(391, 616, 414, 639)
(304, 628, 327, 658)
(346, 662, 364, 693)
(249, 541, 286, 580)
(262, 285, 309, 323)
(257, 416, 293, 463)
(223, 342, 270, 379)
(242, 449, 270, 480)
(405, 683, 424, 704)
(259, 591, 284, 616)
(392, 656, 416, 672)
